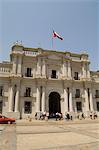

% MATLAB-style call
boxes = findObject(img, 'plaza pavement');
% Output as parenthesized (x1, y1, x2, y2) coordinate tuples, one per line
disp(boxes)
(0, 118, 99, 150)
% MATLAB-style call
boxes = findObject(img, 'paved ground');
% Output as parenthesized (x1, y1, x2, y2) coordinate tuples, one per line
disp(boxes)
(0, 119, 99, 150)
(0, 125, 16, 150)
(16, 120, 99, 150)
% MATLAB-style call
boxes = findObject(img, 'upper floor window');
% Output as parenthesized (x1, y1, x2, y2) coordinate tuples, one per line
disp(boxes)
(95, 90, 99, 98)
(51, 70, 57, 79)
(24, 87, 31, 97)
(25, 68, 32, 77)
(74, 72, 79, 80)
(75, 89, 80, 98)
(0, 86, 3, 96)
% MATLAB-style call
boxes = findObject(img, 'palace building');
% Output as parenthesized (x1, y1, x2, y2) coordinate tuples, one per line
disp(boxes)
(0, 43, 99, 119)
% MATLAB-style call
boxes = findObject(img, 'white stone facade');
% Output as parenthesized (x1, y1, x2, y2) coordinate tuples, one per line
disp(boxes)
(0, 44, 99, 119)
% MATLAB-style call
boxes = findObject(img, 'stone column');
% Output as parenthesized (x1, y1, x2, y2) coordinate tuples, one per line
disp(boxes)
(41, 86, 45, 112)
(36, 86, 40, 112)
(89, 89, 94, 111)
(63, 60, 67, 78)
(15, 85, 20, 112)
(9, 85, 14, 112)
(64, 88, 68, 112)
(68, 61, 71, 78)
(85, 88, 89, 112)
(12, 56, 17, 74)
(69, 89, 73, 112)
(87, 63, 90, 78)
(37, 57, 41, 77)
(33, 67, 36, 78)
(42, 59, 46, 77)
(82, 62, 86, 78)
(17, 56, 22, 75)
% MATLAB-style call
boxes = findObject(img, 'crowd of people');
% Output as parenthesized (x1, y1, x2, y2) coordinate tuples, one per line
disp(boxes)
(33, 111, 98, 121)
(90, 111, 97, 119)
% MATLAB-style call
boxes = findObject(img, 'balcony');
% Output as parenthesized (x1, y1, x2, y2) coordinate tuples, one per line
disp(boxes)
(75, 94, 80, 98)
(95, 95, 99, 98)
(25, 73, 33, 77)
(51, 74, 58, 79)
(0, 67, 11, 76)
(24, 93, 31, 97)
(74, 77, 80, 80)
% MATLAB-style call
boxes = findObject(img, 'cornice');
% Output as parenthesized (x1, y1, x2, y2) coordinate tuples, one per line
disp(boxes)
(12, 44, 24, 50)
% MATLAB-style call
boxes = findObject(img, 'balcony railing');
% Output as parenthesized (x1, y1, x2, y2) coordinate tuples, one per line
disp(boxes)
(0, 67, 11, 75)
(24, 93, 31, 97)
(74, 77, 80, 80)
(75, 94, 80, 98)
(95, 95, 99, 98)
(51, 74, 58, 79)
(25, 73, 33, 77)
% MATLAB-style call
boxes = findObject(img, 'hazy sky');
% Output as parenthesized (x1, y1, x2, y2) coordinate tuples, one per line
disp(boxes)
(0, 0, 99, 71)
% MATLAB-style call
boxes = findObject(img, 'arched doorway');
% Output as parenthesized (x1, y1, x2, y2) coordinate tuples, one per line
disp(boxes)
(49, 92, 61, 116)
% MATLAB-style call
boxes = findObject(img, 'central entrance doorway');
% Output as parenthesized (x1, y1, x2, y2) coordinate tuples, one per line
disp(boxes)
(49, 92, 61, 116)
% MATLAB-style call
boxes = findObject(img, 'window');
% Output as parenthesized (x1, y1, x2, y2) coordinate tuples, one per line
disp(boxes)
(87, 88, 90, 98)
(24, 88, 31, 97)
(25, 68, 32, 77)
(51, 70, 57, 78)
(24, 101, 32, 114)
(75, 89, 80, 98)
(97, 102, 99, 111)
(0, 86, 3, 96)
(95, 90, 99, 98)
(74, 72, 79, 80)
(76, 102, 82, 112)
(0, 101, 2, 113)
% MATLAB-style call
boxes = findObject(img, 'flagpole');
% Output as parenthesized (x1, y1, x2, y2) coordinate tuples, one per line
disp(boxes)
(52, 37, 53, 49)
(52, 29, 54, 49)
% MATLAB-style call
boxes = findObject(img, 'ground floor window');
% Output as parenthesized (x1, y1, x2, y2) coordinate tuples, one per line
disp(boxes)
(24, 101, 32, 114)
(0, 101, 2, 113)
(76, 102, 82, 112)
(97, 102, 99, 111)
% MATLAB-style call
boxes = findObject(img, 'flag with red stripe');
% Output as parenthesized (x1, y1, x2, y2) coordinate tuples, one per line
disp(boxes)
(53, 30, 63, 40)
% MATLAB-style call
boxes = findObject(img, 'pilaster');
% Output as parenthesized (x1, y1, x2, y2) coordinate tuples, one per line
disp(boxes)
(64, 88, 68, 113)
(8, 85, 14, 112)
(42, 59, 46, 77)
(69, 88, 73, 112)
(41, 86, 46, 112)
(82, 62, 87, 78)
(85, 88, 90, 112)
(37, 57, 41, 77)
(89, 89, 94, 111)
(62, 60, 67, 78)
(12, 56, 17, 74)
(87, 63, 90, 78)
(36, 86, 40, 112)
(68, 61, 71, 78)
(17, 56, 22, 75)
(15, 85, 20, 112)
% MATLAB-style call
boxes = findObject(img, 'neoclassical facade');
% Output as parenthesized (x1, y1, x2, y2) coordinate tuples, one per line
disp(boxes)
(0, 43, 99, 119)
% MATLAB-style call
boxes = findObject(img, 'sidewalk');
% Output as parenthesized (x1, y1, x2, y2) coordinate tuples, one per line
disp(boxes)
(16, 118, 99, 126)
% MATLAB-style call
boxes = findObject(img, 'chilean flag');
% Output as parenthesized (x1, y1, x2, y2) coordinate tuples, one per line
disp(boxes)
(53, 30, 63, 40)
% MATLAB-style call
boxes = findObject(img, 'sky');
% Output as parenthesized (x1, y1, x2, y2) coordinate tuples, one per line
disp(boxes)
(0, 0, 99, 71)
